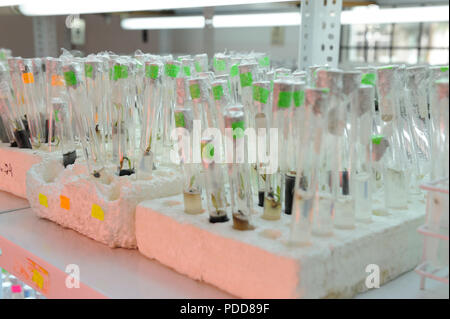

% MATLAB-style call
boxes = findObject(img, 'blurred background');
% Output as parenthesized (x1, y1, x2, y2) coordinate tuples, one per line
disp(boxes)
(0, 0, 449, 70)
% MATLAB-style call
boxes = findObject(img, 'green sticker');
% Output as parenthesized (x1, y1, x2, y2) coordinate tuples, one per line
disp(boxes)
(379, 66, 393, 70)
(214, 58, 226, 72)
(113, 65, 127, 80)
(212, 85, 224, 101)
(441, 66, 449, 72)
(174, 112, 185, 128)
(372, 134, 384, 144)
(183, 66, 191, 77)
(145, 65, 159, 79)
(54, 110, 60, 122)
(85, 64, 93, 78)
(231, 120, 245, 139)
(120, 65, 128, 79)
(189, 83, 201, 99)
(230, 64, 239, 77)
(240, 72, 253, 88)
(361, 73, 376, 86)
(194, 61, 202, 73)
(0, 51, 5, 60)
(258, 56, 270, 67)
(277, 91, 292, 108)
(64, 70, 77, 87)
(293, 90, 305, 107)
(165, 63, 180, 78)
(253, 86, 269, 104)
(201, 143, 215, 160)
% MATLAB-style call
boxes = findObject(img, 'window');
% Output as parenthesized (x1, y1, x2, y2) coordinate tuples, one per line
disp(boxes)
(340, 22, 449, 65)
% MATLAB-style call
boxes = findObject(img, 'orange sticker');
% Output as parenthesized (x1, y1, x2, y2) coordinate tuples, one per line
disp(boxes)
(51, 74, 64, 86)
(39, 193, 48, 208)
(22, 72, 34, 84)
(60, 195, 70, 210)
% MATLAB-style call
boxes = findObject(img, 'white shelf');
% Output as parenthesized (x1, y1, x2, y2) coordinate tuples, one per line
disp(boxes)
(0, 190, 448, 299)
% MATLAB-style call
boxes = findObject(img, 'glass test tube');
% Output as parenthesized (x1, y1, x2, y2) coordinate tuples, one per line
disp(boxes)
(63, 61, 104, 178)
(252, 81, 271, 207)
(289, 88, 328, 245)
(377, 66, 409, 209)
(353, 85, 375, 223)
(285, 81, 306, 215)
(224, 108, 254, 230)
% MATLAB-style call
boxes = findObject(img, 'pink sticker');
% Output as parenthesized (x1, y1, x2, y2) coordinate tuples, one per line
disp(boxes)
(11, 285, 22, 293)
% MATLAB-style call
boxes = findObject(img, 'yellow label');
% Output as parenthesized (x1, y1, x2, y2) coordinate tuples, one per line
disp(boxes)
(60, 195, 70, 210)
(22, 72, 34, 84)
(91, 204, 104, 221)
(39, 193, 48, 207)
(51, 74, 64, 86)
(32, 269, 44, 290)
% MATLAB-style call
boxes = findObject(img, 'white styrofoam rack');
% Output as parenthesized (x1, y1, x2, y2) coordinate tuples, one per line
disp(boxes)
(136, 193, 426, 299)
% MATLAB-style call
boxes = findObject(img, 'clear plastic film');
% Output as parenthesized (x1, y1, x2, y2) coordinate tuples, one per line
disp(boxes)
(376, 66, 409, 209)
(175, 94, 203, 215)
(211, 79, 231, 133)
(109, 58, 136, 176)
(0, 63, 30, 148)
(314, 69, 344, 233)
(238, 63, 258, 120)
(18, 58, 46, 149)
(405, 66, 431, 189)
(353, 84, 374, 223)
(285, 81, 305, 215)
(52, 97, 77, 167)
(224, 108, 254, 230)
(290, 87, 328, 245)
(7, 57, 27, 122)
(188, 76, 218, 129)
(138, 61, 163, 179)
(160, 59, 181, 161)
(228, 56, 241, 104)
(180, 58, 194, 78)
(44, 58, 66, 152)
(213, 53, 229, 76)
(62, 61, 105, 178)
(252, 80, 271, 207)
(193, 53, 208, 74)
(201, 136, 229, 223)
(429, 79, 449, 181)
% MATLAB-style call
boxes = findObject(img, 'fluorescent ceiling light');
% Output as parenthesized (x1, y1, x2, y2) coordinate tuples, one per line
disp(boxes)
(121, 16, 205, 30)
(0, 0, 24, 6)
(341, 5, 449, 25)
(213, 12, 300, 28)
(212, 5, 449, 28)
(18, 0, 294, 16)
